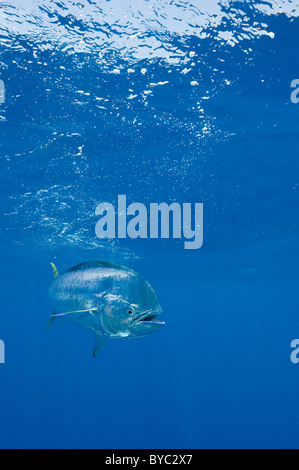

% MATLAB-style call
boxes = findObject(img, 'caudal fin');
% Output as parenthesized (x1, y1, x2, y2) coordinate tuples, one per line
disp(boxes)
(46, 262, 59, 329)
(51, 262, 59, 279)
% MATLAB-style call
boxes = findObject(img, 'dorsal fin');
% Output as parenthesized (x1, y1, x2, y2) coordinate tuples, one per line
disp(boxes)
(51, 262, 59, 279)
(66, 261, 138, 275)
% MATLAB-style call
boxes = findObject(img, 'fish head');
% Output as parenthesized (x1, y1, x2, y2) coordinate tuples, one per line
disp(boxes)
(99, 270, 165, 338)
(128, 302, 164, 338)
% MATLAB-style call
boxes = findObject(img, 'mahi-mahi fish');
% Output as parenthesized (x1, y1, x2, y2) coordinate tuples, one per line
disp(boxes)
(47, 261, 165, 357)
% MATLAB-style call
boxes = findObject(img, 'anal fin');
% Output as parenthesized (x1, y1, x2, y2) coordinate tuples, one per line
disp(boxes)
(93, 334, 107, 358)
(45, 315, 55, 330)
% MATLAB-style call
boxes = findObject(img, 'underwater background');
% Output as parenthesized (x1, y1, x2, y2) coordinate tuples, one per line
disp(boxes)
(1, 0, 299, 449)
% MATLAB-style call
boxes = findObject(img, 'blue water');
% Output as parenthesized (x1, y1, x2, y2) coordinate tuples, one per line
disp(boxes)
(1, 0, 299, 449)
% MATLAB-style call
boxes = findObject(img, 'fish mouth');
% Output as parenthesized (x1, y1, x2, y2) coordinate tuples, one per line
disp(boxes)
(134, 309, 165, 325)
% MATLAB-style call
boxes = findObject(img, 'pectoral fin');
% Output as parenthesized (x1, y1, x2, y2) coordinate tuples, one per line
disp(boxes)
(50, 307, 99, 318)
(93, 335, 107, 358)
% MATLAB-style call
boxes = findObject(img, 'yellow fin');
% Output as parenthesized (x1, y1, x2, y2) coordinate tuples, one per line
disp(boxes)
(51, 262, 59, 279)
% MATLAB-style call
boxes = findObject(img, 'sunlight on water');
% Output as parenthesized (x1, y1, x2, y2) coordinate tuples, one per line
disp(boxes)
(0, 0, 298, 264)
(0, 0, 280, 59)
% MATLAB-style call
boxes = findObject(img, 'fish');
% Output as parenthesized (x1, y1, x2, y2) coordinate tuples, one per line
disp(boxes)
(47, 261, 165, 357)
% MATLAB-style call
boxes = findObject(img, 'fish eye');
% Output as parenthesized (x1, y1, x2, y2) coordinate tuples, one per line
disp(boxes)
(128, 309, 133, 315)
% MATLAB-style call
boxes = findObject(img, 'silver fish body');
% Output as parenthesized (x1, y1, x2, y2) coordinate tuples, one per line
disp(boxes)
(48, 261, 164, 356)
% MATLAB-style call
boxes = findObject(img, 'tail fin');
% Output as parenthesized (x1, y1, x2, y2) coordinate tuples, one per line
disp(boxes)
(51, 262, 59, 279)
(46, 263, 59, 329)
